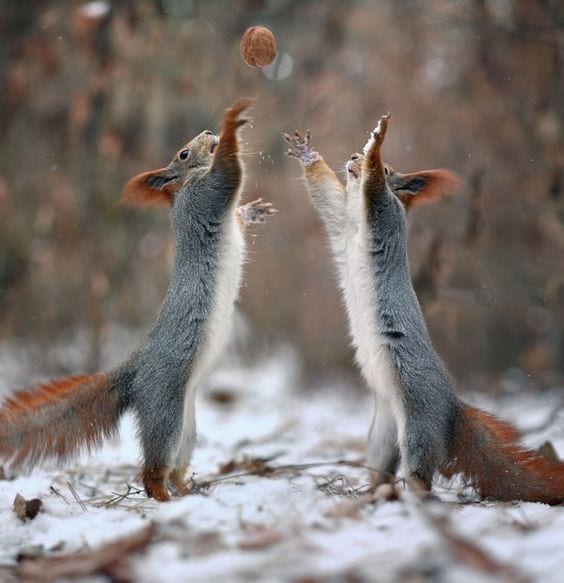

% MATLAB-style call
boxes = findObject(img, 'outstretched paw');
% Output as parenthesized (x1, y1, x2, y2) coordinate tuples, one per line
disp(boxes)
(282, 130, 321, 167)
(238, 198, 278, 226)
(363, 113, 391, 156)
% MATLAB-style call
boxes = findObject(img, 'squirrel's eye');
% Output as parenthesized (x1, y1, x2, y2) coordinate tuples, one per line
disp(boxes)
(178, 149, 190, 161)
(384, 166, 390, 176)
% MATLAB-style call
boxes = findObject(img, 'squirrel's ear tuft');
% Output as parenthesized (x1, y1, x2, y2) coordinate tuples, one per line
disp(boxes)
(121, 168, 178, 207)
(392, 169, 463, 211)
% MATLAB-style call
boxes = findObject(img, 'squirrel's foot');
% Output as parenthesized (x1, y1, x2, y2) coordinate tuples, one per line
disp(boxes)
(169, 466, 196, 496)
(372, 483, 400, 502)
(169, 466, 187, 489)
(367, 471, 399, 501)
(143, 467, 171, 502)
(403, 474, 438, 502)
(283, 130, 321, 167)
(369, 470, 394, 490)
(363, 113, 390, 156)
(238, 198, 278, 225)
(174, 482, 196, 496)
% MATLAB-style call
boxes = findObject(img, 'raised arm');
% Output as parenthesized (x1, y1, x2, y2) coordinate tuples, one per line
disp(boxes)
(283, 130, 347, 253)
(361, 113, 391, 212)
(209, 98, 252, 199)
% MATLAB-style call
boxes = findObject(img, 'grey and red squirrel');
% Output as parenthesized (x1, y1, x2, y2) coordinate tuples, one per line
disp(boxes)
(1, 100, 563, 504)
(284, 115, 564, 505)
(0, 99, 276, 502)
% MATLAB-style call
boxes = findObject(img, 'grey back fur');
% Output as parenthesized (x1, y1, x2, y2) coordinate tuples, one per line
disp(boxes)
(112, 164, 238, 472)
(365, 189, 460, 483)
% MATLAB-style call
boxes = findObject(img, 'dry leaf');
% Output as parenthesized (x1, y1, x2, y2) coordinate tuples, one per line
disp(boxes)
(218, 455, 274, 476)
(13, 494, 43, 522)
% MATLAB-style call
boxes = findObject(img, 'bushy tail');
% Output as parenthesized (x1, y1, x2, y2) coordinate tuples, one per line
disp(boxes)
(441, 403, 564, 505)
(0, 373, 124, 469)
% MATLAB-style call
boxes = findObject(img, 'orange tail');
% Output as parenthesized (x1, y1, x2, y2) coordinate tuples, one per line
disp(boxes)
(442, 403, 564, 505)
(0, 373, 123, 469)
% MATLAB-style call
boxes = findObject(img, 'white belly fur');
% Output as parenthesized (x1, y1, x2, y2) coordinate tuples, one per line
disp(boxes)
(192, 215, 245, 387)
(342, 217, 406, 443)
(178, 214, 245, 459)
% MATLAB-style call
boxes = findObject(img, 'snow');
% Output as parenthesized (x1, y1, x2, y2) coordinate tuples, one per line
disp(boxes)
(1, 349, 564, 582)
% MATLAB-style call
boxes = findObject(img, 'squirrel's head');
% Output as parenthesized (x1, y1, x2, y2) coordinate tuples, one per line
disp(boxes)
(121, 130, 219, 207)
(346, 152, 363, 183)
(346, 153, 461, 210)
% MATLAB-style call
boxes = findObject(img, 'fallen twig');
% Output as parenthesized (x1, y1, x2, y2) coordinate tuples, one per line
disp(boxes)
(199, 458, 384, 489)
(314, 473, 371, 498)
(101, 484, 145, 508)
(66, 482, 87, 512)
(49, 486, 71, 505)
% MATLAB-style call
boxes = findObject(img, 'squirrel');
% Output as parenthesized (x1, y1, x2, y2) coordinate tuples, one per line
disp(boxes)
(0, 99, 276, 502)
(283, 119, 564, 504)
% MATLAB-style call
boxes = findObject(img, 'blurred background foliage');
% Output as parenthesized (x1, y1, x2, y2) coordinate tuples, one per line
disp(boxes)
(0, 0, 562, 392)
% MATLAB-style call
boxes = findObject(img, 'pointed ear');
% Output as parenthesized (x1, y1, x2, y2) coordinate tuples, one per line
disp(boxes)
(390, 169, 463, 211)
(121, 168, 179, 207)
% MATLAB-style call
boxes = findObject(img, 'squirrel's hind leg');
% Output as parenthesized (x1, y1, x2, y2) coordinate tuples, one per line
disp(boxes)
(400, 417, 441, 496)
(142, 467, 172, 502)
(138, 390, 186, 502)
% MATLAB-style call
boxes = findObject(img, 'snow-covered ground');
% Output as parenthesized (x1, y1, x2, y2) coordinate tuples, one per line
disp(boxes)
(1, 347, 564, 582)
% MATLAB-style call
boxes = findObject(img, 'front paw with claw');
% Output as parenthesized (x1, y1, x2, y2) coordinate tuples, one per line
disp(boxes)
(363, 113, 391, 156)
(222, 98, 253, 135)
(238, 198, 278, 225)
(282, 130, 322, 167)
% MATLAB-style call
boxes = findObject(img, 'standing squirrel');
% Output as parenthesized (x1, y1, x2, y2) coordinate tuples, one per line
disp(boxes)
(284, 119, 564, 504)
(0, 99, 276, 502)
